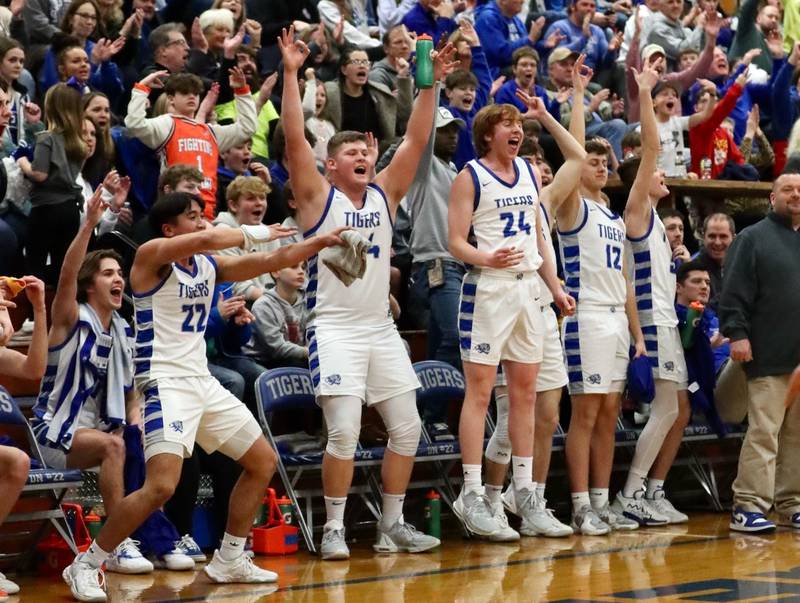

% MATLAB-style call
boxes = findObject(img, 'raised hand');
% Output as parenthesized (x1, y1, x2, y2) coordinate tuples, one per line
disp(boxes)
(333, 17, 345, 45)
(703, 10, 721, 39)
(486, 247, 525, 269)
(588, 88, 610, 113)
(611, 93, 625, 117)
(490, 75, 506, 98)
(543, 29, 566, 49)
(86, 185, 110, 227)
(396, 56, 410, 78)
(250, 161, 271, 185)
(459, 18, 480, 47)
(528, 16, 546, 43)
(228, 65, 247, 89)
(365, 131, 379, 166)
(432, 42, 459, 81)
(631, 58, 660, 92)
(120, 8, 144, 38)
(224, 24, 247, 58)
(245, 19, 262, 46)
(140, 69, 169, 89)
(259, 71, 278, 99)
(102, 169, 122, 195)
(741, 48, 762, 65)
(22, 276, 45, 309)
(582, 12, 592, 37)
(515, 88, 548, 119)
(765, 29, 785, 57)
(196, 81, 220, 122)
(790, 41, 800, 66)
(9, 0, 26, 18)
(608, 31, 624, 52)
(191, 17, 209, 53)
(555, 85, 573, 103)
(278, 26, 310, 73)
(23, 102, 41, 124)
(572, 54, 593, 93)
(746, 103, 760, 136)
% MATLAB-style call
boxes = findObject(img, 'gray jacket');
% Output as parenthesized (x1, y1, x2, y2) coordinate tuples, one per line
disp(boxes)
(406, 113, 460, 264)
(369, 58, 399, 92)
(323, 76, 413, 141)
(245, 288, 308, 364)
(645, 12, 704, 63)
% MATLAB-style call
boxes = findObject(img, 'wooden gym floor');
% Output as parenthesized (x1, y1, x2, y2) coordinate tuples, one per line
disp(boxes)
(10, 513, 800, 602)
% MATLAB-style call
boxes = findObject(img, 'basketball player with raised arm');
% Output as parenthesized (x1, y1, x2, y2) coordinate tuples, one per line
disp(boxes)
(278, 27, 457, 560)
(483, 57, 592, 539)
(556, 63, 647, 536)
(62, 193, 347, 602)
(447, 97, 577, 540)
(610, 60, 689, 526)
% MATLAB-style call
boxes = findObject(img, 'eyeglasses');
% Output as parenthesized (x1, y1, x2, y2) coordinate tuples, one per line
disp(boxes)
(166, 38, 189, 48)
(75, 11, 97, 21)
(347, 59, 371, 67)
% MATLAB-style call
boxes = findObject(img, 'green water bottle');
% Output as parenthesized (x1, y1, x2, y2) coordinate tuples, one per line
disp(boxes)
(681, 301, 705, 349)
(424, 490, 441, 538)
(415, 34, 434, 89)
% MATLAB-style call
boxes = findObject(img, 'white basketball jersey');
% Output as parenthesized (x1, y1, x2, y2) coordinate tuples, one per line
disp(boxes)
(558, 198, 627, 308)
(625, 209, 679, 327)
(133, 254, 216, 382)
(305, 184, 392, 328)
(537, 202, 554, 306)
(465, 157, 542, 275)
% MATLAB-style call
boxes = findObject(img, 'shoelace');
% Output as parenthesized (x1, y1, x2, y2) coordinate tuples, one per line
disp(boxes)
(78, 565, 106, 593)
(118, 539, 143, 557)
(177, 535, 199, 552)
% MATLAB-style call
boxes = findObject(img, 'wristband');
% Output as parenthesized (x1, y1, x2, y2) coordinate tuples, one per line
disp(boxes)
(240, 224, 271, 250)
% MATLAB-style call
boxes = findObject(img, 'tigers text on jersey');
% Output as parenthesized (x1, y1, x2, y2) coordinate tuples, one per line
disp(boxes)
(304, 184, 393, 327)
(133, 254, 217, 384)
(625, 208, 679, 328)
(465, 157, 542, 276)
(160, 117, 219, 219)
(558, 198, 627, 308)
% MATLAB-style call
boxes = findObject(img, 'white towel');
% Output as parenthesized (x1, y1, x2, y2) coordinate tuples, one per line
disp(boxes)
(319, 230, 371, 286)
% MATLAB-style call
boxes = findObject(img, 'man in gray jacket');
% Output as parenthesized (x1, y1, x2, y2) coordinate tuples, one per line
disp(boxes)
(406, 105, 465, 433)
(719, 172, 800, 534)
(645, 0, 704, 67)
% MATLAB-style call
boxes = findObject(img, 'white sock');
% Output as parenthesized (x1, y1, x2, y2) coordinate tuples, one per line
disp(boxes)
(622, 470, 647, 498)
(218, 532, 246, 562)
(462, 463, 483, 494)
(646, 478, 665, 499)
(511, 456, 533, 492)
(80, 541, 110, 569)
(485, 484, 503, 505)
(589, 488, 609, 510)
(571, 491, 590, 513)
(382, 493, 405, 526)
(536, 483, 546, 500)
(324, 496, 347, 529)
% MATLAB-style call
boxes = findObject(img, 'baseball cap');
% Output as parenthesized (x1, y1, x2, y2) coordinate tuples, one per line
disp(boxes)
(641, 43, 666, 62)
(547, 46, 579, 66)
(436, 107, 466, 129)
(650, 80, 681, 99)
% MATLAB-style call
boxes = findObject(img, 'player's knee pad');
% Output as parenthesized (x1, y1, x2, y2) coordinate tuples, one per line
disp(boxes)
(485, 389, 511, 464)
(378, 391, 421, 457)
(321, 395, 362, 460)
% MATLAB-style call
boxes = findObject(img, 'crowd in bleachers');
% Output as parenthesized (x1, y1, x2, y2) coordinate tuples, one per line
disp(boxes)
(1, 0, 800, 598)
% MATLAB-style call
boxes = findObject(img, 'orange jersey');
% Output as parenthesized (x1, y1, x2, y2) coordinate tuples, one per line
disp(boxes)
(161, 117, 219, 220)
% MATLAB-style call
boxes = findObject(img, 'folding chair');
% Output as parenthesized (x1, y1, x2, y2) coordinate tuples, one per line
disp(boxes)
(255, 367, 383, 554)
(0, 387, 82, 570)
(412, 361, 465, 509)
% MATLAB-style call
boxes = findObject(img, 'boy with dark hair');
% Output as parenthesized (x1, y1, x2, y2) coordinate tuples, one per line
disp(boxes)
(62, 190, 347, 601)
(443, 20, 493, 170)
(125, 68, 257, 221)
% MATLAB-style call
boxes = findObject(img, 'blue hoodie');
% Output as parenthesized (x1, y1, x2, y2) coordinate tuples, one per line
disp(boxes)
(444, 46, 493, 170)
(494, 79, 561, 123)
(475, 1, 534, 78)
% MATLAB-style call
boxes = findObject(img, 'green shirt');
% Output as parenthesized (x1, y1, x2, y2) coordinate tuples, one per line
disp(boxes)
(215, 96, 279, 159)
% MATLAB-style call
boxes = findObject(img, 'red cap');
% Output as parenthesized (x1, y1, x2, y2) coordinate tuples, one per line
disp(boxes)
(426, 489, 440, 499)
(417, 34, 433, 41)
(689, 301, 705, 311)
